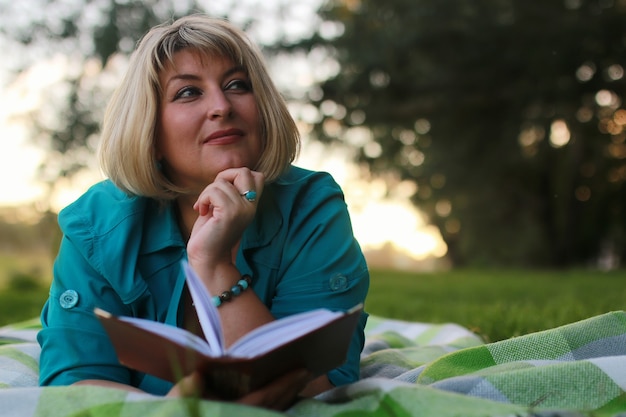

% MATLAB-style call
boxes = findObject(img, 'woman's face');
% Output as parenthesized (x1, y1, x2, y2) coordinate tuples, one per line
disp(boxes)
(156, 49, 262, 193)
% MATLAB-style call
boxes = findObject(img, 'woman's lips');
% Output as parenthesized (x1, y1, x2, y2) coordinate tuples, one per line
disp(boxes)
(203, 128, 244, 145)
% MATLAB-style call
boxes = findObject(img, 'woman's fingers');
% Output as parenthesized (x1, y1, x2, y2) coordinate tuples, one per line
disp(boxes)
(193, 168, 264, 215)
(167, 371, 206, 398)
(187, 168, 265, 264)
(213, 168, 265, 202)
(236, 369, 312, 410)
(169, 368, 312, 411)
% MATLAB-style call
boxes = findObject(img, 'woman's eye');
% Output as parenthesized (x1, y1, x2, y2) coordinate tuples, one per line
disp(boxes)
(173, 86, 201, 100)
(225, 79, 251, 92)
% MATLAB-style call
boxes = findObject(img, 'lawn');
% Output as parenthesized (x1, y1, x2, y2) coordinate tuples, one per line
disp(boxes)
(366, 268, 626, 342)
(2, 261, 625, 343)
(0, 251, 52, 326)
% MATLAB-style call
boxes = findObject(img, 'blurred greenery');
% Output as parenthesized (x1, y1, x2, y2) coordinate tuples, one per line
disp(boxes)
(288, 0, 626, 268)
(0, 209, 56, 326)
(1, 0, 625, 269)
(0, 270, 49, 327)
(366, 267, 626, 342)
(0, 0, 205, 201)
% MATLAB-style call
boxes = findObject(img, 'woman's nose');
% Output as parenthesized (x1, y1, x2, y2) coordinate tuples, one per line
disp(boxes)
(206, 91, 233, 119)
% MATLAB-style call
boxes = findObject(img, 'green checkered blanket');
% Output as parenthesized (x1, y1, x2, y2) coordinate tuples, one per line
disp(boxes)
(2, 312, 626, 416)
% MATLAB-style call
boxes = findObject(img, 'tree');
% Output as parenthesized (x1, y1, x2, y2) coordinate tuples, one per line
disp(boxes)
(0, 0, 320, 210)
(286, 0, 626, 267)
(0, 0, 203, 204)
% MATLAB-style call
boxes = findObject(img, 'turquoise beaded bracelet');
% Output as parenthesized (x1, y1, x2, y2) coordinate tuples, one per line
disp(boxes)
(211, 275, 252, 307)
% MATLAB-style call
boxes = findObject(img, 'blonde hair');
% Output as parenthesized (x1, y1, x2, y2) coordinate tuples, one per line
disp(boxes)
(98, 14, 300, 200)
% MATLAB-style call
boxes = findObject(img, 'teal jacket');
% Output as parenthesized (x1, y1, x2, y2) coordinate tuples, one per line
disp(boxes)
(38, 166, 369, 395)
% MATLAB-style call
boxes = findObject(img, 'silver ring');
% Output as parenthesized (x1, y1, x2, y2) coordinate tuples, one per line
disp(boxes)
(241, 190, 257, 202)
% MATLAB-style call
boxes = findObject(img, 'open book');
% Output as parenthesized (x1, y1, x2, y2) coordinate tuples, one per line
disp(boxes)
(95, 261, 363, 399)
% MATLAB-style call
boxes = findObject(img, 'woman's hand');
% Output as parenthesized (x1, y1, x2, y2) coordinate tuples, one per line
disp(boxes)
(186, 167, 264, 268)
(167, 368, 313, 411)
(237, 369, 312, 410)
(182, 167, 273, 346)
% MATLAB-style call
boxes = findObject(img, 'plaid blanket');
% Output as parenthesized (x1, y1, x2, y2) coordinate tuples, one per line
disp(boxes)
(2, 312, 626, 416)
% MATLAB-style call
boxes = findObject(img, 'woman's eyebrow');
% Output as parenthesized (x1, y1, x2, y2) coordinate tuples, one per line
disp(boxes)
(224, 65, 247, 78)
(163, 73, 201, 89)
(163, 66, 247, 89)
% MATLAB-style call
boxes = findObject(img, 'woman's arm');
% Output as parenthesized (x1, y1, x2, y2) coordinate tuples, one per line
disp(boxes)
(268, 170, 370, 387)
(183, 169, 276, 347)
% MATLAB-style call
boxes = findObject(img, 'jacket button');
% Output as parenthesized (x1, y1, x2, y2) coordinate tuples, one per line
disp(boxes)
(329, 274, 348, 291)
(59, 290, 79, 309)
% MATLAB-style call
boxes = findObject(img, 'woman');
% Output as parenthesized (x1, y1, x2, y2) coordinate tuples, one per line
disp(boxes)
(37, 14, 369, 410)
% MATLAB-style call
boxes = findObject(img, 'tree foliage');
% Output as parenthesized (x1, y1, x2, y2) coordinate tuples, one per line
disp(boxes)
(0, 0, 310, 207)
(0, 0, 204, 198)
(3, 0, 625, 268)
(288, 0, 626, 267)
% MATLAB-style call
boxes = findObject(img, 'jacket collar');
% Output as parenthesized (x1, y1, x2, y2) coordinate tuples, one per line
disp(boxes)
(139, 200, 186, 255)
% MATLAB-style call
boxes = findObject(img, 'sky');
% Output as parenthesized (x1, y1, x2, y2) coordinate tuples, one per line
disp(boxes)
(0, 68, 48, 207)
(0, 0, 448, 267)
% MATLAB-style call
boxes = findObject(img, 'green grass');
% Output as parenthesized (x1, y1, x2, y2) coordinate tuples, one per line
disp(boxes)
(2, 259, 625, 343)
(366, 268, 626, 342)
(0, 281, 49, 326)
(0, 251, 51, 327)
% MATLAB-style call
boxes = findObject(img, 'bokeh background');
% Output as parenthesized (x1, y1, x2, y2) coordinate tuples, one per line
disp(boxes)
(1, 0, 625, 328)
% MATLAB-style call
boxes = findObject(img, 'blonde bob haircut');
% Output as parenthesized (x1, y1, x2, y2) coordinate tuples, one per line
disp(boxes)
(98, 14, 300, 200)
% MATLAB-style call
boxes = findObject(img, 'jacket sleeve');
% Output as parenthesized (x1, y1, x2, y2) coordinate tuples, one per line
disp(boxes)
(38, 231, 137, 387)
(270, 172, 370, 386)
(37, 186, 150, 388)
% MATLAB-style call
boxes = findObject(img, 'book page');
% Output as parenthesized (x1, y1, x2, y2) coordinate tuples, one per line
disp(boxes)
(182, 261, 224, 356)
(228, 308, 342, 357)
(94, 308, 214, 357)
